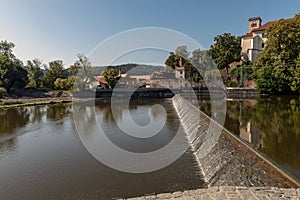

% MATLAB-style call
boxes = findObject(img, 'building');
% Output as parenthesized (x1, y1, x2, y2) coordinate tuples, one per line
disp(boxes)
(241, 17, 278, 62)
(150, 58, 190, 89)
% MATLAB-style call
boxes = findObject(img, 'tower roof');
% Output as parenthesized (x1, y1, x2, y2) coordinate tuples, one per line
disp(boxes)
(248, 17, 262, 21)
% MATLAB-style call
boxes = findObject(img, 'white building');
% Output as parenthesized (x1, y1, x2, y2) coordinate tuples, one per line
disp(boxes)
(241, 17, 278, 62)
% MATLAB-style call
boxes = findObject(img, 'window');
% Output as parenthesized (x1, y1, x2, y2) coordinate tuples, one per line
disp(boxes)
(251, 22, 257, 27)
(180, 71, 183, 75)
(262, 43, 265, 48)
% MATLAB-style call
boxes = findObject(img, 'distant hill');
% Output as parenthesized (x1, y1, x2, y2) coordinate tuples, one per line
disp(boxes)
(93, 63, 164, 76)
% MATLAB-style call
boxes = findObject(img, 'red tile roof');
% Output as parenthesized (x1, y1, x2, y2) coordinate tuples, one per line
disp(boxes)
(242, 20, 278, 38)
(242, 32, 253, 38)
(252, 20, 278, 32)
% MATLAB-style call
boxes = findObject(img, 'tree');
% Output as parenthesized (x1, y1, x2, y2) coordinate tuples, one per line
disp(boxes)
(25, 59, 44, 88)
(175, 45, 189, 59)
(101, 68, 120, 88)
(54, 77, 75, 90)
(70, 54, 95, 91)
(165, 52, 177, 69)
(254, 14, 300, 93)
(43, 60, 64, 89)
(0, 40, 28, 93)
(208, 33, 241, 73)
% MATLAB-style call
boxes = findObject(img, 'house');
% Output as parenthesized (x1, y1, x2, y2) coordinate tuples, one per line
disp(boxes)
(241, 17, 278, 62)
(150, 58, 190, 88)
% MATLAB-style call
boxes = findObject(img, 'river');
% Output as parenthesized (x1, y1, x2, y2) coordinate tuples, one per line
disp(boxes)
(0, 100, 204, 200)
(0, 96, 299, 199)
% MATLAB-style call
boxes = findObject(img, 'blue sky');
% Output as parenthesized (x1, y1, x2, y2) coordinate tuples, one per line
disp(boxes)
(0, 0, 299, 66)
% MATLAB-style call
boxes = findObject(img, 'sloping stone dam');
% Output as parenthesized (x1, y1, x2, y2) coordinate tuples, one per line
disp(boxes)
(172, 94, 300, 188)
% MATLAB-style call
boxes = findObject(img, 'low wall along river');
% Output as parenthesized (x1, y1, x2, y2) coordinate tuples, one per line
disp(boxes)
(172, 94, 300, 188)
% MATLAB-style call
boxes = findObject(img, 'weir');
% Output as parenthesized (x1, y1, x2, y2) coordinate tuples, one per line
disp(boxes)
(172, 94, 300, 188)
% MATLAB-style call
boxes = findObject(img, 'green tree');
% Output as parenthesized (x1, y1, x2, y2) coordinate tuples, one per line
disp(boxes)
(208, 33, 241, 73)
(165, 52, 177, 69)
(254, 14, 300, 93)
(101, 68, 120, 88)
(25, 59, 44, 88)
(54, 77, 75, 90)
(0, 41, 28, 93)
(43, 60, 64, 89)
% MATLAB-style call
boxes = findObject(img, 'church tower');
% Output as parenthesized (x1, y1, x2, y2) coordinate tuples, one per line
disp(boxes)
(248, 17, 262, 32)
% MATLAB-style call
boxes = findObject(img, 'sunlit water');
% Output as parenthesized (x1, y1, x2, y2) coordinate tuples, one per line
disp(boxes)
(0, 100, 204, 200)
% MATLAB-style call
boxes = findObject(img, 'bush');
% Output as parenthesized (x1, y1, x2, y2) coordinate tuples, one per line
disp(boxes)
(226, 80, 239, 87)
(0, 87, 7, 98)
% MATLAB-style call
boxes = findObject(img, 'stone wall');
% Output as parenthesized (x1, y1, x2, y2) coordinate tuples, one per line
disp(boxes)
(172, 94, 299, 187)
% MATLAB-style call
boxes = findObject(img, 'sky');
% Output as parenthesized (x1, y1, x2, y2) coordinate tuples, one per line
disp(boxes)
(0, 0, 299, 67)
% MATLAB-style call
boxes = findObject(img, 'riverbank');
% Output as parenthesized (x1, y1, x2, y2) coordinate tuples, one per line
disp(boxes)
(0, 97, 72, 108)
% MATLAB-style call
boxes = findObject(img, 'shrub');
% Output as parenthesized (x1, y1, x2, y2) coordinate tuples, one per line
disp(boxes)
(0, 87, 7, 98)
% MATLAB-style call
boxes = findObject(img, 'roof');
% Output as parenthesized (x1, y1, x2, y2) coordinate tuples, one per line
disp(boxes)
(242, 20, 278, 38)
(248, 17, 262, 21)
(150, 71, 175, 79)
(252, 20, 278, 32)
(242, 32, 253, 38)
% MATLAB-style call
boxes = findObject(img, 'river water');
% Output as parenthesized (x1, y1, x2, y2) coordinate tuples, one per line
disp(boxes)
(0, 100, 204, 200)
(0, 96, 299, 199)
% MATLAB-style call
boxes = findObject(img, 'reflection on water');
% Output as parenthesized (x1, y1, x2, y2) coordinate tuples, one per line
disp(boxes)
(198, 95, 300, 179)
(0, 101, 204, 200)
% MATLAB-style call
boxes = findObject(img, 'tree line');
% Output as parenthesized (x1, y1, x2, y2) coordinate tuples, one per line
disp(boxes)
(1, 13, 299, 95)
(0, 41, 95, 97)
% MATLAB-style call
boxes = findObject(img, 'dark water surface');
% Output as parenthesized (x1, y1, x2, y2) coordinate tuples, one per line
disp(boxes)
(0, 100, 204, 200)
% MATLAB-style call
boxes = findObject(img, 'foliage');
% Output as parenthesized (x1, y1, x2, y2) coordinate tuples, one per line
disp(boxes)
(43, 60, 64, 89)
(25, 59, 44, 88)
(229, 62, 254, 86)
(208, 33, 241, 73)
(254, 14, 300, 93)
(0, 100, 23, 106)
(101, 68, 120, 88)
(54, 76, 75, 90)
(0, 40, 28, 92)
(71, 54, 95, 91)
(0, 87, 7, 98)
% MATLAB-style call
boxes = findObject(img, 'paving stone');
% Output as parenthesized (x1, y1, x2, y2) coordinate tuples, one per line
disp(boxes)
(200, 194, 213, 200)
(281, 188, 297, 197)
(172, 191, 183, 198)
(228, 197, 242, 200)
(126, 187, 300, 200)
(157, 193, 172, 199)
(220, 186, 236, 191)
(145, 195, 157, 199)
(194, 189, 207, 195)
(207, 187, 219, 193)
(183, 190, 195, 196)
(179, 196, 194, 200)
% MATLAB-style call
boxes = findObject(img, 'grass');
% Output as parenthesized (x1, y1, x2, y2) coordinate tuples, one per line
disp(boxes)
(0, 100, 72, 108)
(0, 101, 23, 106)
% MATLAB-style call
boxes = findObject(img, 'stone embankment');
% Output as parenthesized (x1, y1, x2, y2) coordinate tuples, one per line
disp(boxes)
(127, 186, 300, 200)
(172, 94, 299, 187)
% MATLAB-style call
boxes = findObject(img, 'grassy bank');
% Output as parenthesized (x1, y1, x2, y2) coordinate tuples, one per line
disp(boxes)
(0, 98, 72, 108)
